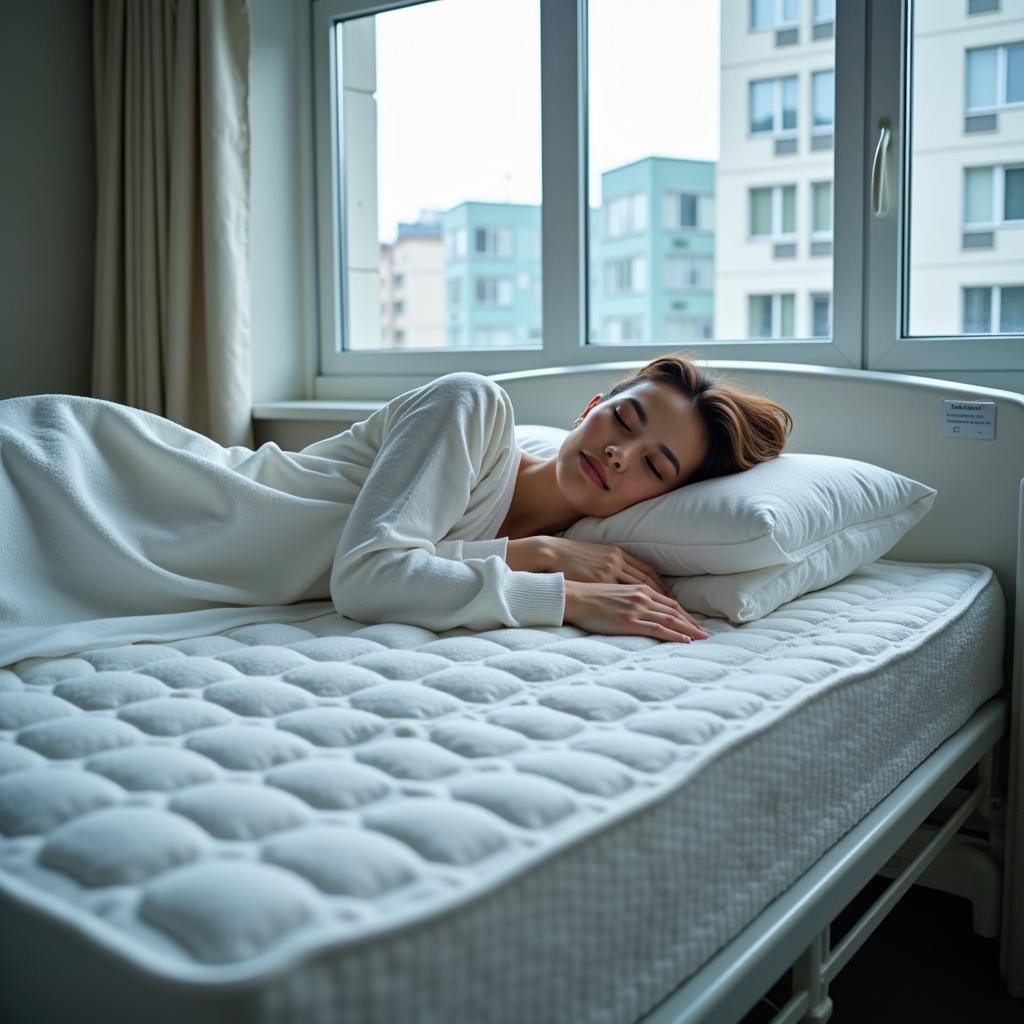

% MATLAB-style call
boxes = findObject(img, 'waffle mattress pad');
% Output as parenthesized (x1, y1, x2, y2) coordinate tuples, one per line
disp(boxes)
(0, 561, 1004, 1024)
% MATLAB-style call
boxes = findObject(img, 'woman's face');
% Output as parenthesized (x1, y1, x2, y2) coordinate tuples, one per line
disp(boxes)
(556, 380, 710, 517)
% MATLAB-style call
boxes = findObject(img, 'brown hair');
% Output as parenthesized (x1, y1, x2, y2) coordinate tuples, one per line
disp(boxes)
(604, 354, 793, 484)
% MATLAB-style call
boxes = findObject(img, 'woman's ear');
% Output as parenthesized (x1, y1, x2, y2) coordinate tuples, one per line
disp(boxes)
(574, 392, 604, 427)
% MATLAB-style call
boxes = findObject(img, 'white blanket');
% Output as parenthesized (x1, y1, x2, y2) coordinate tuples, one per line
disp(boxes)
(0, 377, 562, 668)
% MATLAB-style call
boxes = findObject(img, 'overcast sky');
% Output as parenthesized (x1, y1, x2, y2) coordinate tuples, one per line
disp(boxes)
(372, 0, 720, 242)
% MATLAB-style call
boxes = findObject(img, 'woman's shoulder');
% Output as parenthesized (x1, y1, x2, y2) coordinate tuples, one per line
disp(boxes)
(416, 372, 511, 412)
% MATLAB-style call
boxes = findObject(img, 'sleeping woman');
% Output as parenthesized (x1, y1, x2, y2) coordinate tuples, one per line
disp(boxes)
(0, 355, 791, 664)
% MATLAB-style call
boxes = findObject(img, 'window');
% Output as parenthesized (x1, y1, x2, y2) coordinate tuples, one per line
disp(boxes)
(872, 0, 1024, 363)
(473, 226, 514, 258)
(604, 256, 647, 296)
(968, 0, 1000, 14)
(811, 293, 832, 337)
(811, 181, 832, 236)
(750, 0, 799, 31)
(812, 69, 834, 135)
(750, 76, 799, 135)
(749, 185, 796, 238)
(605, 193, 648, 237)
(663, 191, 712, 230)
(393, 300, 405, 315)
(664, 255, 713, 291)
(813, 0, 835, 22)
(392, 273, 405, 288)
(966, 44, 1024, 113)
(313, 0, 851, 382)
(475, 277, 515, 307)
(963, 286, 1024, 333)
(748, 294, 795, 339)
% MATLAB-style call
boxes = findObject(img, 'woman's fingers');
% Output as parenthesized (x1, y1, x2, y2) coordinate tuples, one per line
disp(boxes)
(620, 552, 673, 596)
(646, 590, 706, 633)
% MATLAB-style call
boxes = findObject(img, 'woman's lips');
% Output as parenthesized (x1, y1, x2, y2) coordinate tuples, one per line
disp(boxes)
(580, 452, 607, 489)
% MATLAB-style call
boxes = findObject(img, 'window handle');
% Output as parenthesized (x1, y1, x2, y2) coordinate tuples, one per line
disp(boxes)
(871, 119, 892, 218)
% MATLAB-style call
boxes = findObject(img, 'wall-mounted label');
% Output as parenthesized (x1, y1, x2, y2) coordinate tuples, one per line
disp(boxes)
(941, 400, 996, 439)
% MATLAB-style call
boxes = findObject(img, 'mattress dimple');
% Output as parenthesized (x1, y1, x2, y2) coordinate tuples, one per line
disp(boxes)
(0, 561, 1002, 991)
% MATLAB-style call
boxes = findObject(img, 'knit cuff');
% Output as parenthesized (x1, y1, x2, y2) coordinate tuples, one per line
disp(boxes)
(503, 570, 565, 627)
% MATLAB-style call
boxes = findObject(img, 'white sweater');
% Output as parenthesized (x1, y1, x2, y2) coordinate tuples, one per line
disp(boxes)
(0, 373, 565, 666)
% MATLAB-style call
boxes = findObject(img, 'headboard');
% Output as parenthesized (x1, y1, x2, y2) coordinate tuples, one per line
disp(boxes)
(491, 360, 1024, 662)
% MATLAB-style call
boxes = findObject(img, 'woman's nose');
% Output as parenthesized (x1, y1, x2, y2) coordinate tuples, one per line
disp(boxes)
(605, 444, 626, 470)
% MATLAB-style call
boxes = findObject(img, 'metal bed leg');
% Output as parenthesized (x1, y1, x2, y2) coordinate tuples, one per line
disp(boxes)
(792, 930, 833, 1024)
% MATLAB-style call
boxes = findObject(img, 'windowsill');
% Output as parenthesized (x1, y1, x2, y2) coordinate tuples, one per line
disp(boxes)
(252, 400, 384, 422)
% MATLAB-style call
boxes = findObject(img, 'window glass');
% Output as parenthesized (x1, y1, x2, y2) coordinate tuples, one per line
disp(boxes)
(587, 0, 832, 344)
(812, 181, 832, 233)
(966, 48, 998, 110)
(1005, 167, 1024, 220)
(964, 167, 994, 224)
(813, 0, 835, 20)
(1001, 286, 1024, 332)
(751, 0, 772, 30)
(333, 0, 540, 350)
(750, 188, 772, 235)
(750, 80, 774, 132)
(749, 295, 773, 337)
(963, 287, 992, 332)
(908, 13, 1024, 337)
(1008, 44, 1024, 104)
(781, 185, 796, 234)
(813, 70, 834, 128)
(782, 76, 799, 130)
(811, 293, 831, 337)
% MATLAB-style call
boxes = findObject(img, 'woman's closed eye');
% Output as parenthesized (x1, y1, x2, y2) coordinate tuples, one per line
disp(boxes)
(614, 408, 663, 480)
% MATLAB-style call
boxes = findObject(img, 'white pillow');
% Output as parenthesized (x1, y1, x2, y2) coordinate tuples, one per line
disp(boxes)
(513, 424, 937, 621)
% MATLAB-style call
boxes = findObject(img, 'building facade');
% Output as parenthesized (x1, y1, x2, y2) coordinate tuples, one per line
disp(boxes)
(907, 0, 1024, 337)
(589, 157, 716, 344)
(441, 203, 542, 348)
(378, 215, 445, 349)
(716, 0, 836, 341)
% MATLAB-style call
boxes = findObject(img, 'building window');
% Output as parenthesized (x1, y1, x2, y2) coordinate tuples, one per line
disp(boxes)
(475, 277, 514, 307)
(662, 191, 710, 230)
(392, 273, 405, 289)
(750, 0, 799, 31)
(812, 69, 835, 133)
(447, 279, 463, 307)
(603, 316, 645, 342)
(811, 293, 832, 338)
(605, 193, 648, 237)
(664, 255, 713, 291)
(749, 294, 795, 339)
(604, 256, 647, 296)
(749, 185, 796, 238)
(963, 285, 1024, 332)
(393, 300, 405, 315)
(966, 44, 1024, 113)
(473, 226, 513, 258)
(964, 165, 1024, 226)
(750, 76, 799, 135)
(446, 228, 467, 260)
(968, 0, 1000, 15)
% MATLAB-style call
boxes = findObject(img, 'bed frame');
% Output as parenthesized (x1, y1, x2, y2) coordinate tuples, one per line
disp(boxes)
(490, 360, 1024, 1023)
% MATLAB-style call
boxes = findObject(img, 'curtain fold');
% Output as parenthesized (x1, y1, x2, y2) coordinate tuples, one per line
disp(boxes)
(93, 0, 252, 447)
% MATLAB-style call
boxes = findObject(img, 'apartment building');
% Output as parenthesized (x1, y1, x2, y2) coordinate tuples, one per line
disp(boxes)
(378, 215, 445, 349)
(589, 157, 716, 344)
(908, 0, 1024, 337)
(716, 0, 836, 341)
(441, 202, 542, 348)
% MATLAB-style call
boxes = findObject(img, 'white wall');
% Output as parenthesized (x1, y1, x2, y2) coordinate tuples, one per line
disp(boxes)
(0, 0, 95, 399)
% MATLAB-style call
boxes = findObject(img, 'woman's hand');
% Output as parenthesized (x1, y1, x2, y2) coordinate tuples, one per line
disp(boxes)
(531, 536, 675, 597)
(563, 580, 708, 643)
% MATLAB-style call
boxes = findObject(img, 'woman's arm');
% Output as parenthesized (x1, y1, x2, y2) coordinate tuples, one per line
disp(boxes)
(330, 375, 564, 632)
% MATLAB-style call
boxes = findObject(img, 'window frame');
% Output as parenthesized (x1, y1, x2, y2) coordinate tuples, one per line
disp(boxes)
(310, 0, 864, 394)
(866, 0, 1024, 369)
(748, 184, 798, 241)
(965, 43, 1024, 114)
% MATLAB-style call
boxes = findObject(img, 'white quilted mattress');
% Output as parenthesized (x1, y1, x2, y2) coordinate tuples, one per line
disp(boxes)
(0, 561, 1004, 1024)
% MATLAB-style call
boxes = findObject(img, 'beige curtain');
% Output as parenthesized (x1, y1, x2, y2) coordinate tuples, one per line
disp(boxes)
(93, 0, 253, 447)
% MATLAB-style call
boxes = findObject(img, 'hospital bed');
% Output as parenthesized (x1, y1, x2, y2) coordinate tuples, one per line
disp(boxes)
(0, 361, 1021, 1023)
